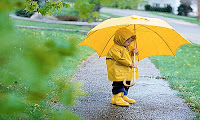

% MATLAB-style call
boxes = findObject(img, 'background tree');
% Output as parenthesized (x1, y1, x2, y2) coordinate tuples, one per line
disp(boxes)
(21, 0, 142, 22)
(64, 0, 142, 22)
(186, 0, 200, 20)
(181, 0, 192, 5)
(198, 0, 200, 20)
(178, 0, 193, 16)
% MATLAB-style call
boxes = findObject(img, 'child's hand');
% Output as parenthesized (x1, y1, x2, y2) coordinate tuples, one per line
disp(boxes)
(132, 48, 138, 54)
(129, 63, 137, 68)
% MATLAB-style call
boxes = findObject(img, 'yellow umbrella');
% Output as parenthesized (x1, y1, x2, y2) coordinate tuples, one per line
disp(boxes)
(79, 15, 191, 86)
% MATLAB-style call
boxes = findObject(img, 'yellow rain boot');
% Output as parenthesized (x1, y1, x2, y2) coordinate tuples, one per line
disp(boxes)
(110, 92, 129, 106)
(110, 94, 117, 104)
(123, 95, 136, 104)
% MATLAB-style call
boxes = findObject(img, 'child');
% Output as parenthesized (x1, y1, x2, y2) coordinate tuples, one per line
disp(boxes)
(106, 27, 139, 106)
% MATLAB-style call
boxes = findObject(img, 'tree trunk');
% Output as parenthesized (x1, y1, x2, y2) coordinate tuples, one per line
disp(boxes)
(198, 0, 200, 21)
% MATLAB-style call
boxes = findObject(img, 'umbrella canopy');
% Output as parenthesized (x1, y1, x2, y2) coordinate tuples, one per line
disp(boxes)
(79, 15, 191, 61)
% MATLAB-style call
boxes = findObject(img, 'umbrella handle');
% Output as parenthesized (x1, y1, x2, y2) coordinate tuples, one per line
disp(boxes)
(123, 66, 136, 87)
(123, 78, 136, 87)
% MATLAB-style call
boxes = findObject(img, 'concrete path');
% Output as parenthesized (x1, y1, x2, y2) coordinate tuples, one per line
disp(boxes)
(72, 53, 194, 120)
(9, 14, 100, 27)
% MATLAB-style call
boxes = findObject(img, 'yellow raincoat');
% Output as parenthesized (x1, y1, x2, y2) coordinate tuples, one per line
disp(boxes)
(106, 28, 139, 81)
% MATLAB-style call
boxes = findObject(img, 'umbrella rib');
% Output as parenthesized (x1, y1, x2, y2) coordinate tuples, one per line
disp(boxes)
(99, 33, 116, 57)
(99, 25, 131, 57)
(85, 30, 98, 40)
(139, 25, 175, 56)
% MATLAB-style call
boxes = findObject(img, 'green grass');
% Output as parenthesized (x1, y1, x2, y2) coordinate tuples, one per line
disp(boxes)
(52, 7, 79, 16)
(150, 43, 200, 118)
(99, 12, 121, 20)
(17, 28, 94, 80)
(149, 11, 200, 26)
(100, 12, 121, 18)
(97, 12, 122, 22)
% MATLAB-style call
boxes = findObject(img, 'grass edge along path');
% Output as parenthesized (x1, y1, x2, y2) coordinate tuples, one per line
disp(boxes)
(101, 10, 200, 118)
(147, 11, 200, 119)
(149, 43, 200, 119)
(149, 11, 200, 26)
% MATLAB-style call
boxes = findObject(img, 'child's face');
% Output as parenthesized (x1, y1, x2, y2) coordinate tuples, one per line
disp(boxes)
(123, 36, 136, 47)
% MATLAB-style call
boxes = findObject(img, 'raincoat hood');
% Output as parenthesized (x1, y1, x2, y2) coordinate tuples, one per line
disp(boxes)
(113, 28, 135, 46)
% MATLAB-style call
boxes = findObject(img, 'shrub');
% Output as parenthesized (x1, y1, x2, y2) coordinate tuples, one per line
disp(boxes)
(166, 5, 172, 13)
(56, 15, 78, 21)
(178, 3, 193, 16)
(15, 10, 34, 18)
(145, 5, 151, 11)
(145, 5, 172, 13)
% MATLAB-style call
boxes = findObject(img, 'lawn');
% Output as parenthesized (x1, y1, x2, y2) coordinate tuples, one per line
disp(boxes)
(19, 28, 94, 77)
(150, 43, 200, 118)
(11, 19, 95, 79)
(149, 11, 200, 26)
(100, 12, 121, 21)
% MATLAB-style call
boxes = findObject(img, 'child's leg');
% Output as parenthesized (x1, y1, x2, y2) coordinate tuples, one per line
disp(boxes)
(112, 81, 125, 94)
(123, 81, 136, 103)
(124, 81, 130, 95)
(111, 81, 129, 106)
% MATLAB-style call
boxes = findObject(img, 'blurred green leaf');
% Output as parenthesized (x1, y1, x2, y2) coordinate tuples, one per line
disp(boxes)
(88, 18, 93, 23)
(0, 94, 26, 114)
(63, 3, 70, 8)
(92, 11, 99, 18)
(74, 0, 95, 19)
(51, 111, 84, 120)
(25, 1, 39, 12)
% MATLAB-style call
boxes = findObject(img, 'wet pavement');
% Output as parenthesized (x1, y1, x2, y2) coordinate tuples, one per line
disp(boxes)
(71, 53, 194, 120)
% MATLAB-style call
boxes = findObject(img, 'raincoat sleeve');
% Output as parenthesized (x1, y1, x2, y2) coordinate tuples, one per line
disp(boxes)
(109, 48, 132, 66)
